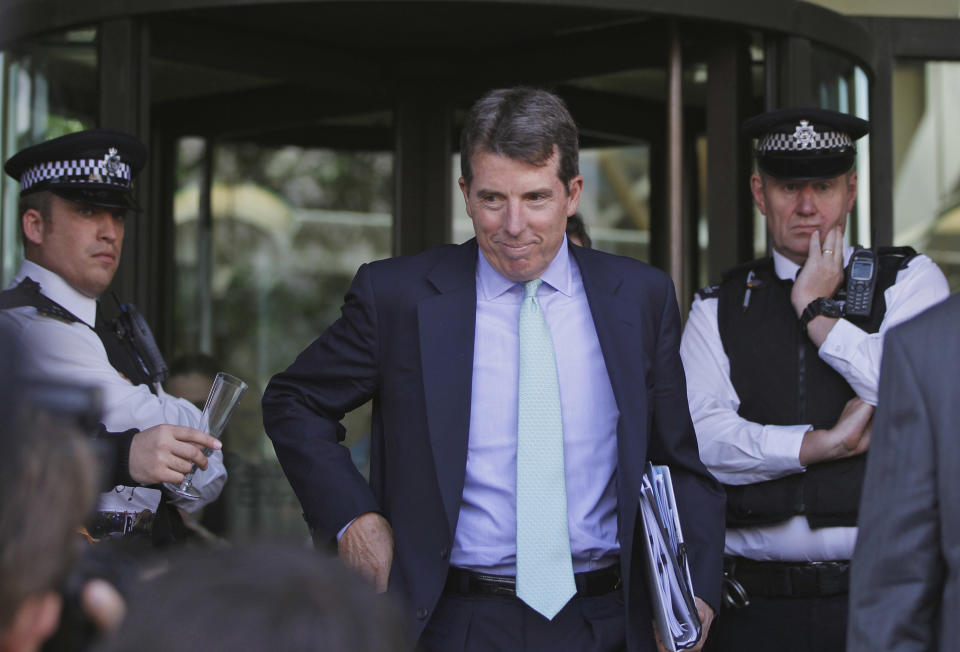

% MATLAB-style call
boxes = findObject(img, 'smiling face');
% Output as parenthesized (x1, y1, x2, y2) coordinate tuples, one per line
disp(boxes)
(460, 150, 582, 282)
(751, 171, 857, 265)
(22, 193, 125, 298)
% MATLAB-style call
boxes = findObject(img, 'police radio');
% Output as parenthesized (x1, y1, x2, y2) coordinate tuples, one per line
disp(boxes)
(843, 247, 878, 318)
(112, 293, 169, 384)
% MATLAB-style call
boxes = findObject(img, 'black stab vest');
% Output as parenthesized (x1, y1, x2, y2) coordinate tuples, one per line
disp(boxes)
(0, 277, 154, 388)
(715, 247, 916, 529)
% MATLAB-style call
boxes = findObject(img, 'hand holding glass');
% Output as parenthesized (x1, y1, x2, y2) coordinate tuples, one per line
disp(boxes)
(165, 372, 247, 500)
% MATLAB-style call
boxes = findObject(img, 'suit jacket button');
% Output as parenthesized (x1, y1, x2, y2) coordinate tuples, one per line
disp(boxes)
(416, 607, 429, 619)
(440, 547, 449, 560)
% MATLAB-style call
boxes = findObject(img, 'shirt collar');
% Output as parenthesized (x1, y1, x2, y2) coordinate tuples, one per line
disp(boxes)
(772, 249, 802, 281)
(14, 259, 98, 327)
(477, 235, 573, 300)
(772, 245, 854, 281)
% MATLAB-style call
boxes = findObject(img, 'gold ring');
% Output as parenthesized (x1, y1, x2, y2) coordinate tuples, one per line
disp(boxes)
(822, 249, 834, 255)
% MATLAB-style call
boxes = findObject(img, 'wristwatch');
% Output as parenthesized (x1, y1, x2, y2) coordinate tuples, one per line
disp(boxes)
(800, 297, 843, 332)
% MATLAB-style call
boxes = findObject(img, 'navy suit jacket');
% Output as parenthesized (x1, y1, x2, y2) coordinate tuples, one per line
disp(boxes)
(262, 239, 724, 650)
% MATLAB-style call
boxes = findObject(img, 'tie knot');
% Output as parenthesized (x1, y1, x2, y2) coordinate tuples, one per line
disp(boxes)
(524, 279, 543, 299)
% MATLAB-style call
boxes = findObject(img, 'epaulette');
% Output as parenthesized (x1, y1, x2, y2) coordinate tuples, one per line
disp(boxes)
(0, 277, 82, 324)
(876, 245, 918, 270)
(695, 284, 721, 301)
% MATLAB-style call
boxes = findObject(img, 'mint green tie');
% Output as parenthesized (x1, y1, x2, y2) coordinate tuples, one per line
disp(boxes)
(515, 278, 576, 620)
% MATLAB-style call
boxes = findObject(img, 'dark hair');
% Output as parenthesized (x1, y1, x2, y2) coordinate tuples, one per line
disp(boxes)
(17, 189, 52, 249)
(460, 87, 580, 191)
(167, 353, 220, 381)
(566, 213, 592, 249)
(93, 544, 411, 652)
(0, 413, 98, 631)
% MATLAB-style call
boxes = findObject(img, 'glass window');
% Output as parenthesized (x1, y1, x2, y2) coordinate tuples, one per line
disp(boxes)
(892, 60, 960, 290)
(1, 28, 97, 285)
(171, 139, 393, 542)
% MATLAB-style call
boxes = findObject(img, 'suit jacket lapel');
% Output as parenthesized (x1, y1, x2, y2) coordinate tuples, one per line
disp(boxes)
(571, 245, 649, 591)
(573, 246, 646, 425)
(418, 240, 478, 539)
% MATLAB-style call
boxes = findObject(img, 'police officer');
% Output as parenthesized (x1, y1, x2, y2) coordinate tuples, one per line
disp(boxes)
(0, 129, 226, 544)
(679, 107, 950, 651)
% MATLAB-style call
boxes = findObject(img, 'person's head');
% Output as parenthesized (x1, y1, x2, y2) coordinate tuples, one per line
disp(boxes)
(459, 87, 583, 282)
(566, 213, 592, 249)
(743, 107, 868, 265)
(164, 354, 220, 410)
(92, 544, 410, 652)
(4, 129, 147, 298)
(0, 413, 99, 652)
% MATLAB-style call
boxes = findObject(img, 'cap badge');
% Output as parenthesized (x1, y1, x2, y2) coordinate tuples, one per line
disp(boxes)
(103, 147, 121, 178)
(793, 120, 817, 149)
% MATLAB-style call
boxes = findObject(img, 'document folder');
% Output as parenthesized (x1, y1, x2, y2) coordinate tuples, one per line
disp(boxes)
(638, 463, 702, 651)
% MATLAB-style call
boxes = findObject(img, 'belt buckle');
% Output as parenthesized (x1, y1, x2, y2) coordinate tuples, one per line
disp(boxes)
(807, 560, 849, 597)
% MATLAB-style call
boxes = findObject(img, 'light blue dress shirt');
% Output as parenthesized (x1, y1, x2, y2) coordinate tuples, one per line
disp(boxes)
(450, 238, 621, 575)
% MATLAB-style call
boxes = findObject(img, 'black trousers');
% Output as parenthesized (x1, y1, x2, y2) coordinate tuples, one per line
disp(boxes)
(419, 590, 627, 652)
(705, 592, 848, 652)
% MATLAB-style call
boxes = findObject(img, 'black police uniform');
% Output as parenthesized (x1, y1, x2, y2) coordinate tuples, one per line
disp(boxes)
(681, 108, 949, 652)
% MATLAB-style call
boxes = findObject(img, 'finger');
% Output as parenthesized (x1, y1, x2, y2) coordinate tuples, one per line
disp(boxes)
(173, 427, 222, 451)
(809, 229, 821, 258)
(825, 226, 843, 262)
(171, 442, 209, 469)
(157, 469, 187, 484)
(162, 451, 197, 475)
(652, 621, 668, 652)
(821, 227, 835, 255)
(81, 579, 126, 633)
(830, 225, 843, 266)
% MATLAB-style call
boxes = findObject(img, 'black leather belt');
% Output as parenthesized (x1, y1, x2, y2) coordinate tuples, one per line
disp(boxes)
(445, 564, 621, 599)
(723, 556, 849, 603)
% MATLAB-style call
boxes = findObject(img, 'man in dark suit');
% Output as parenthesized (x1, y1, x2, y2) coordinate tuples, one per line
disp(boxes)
(847, 291, 958, 651)
(262, 87, 724, 651)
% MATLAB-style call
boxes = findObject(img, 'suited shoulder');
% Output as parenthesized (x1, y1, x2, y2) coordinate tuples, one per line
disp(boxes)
(883, 292, 959, 374)
(351, 240, 477, 307)
(365, 241, 471, 276)
(571, 245, 676, 298)
(888, 291, 959, 342)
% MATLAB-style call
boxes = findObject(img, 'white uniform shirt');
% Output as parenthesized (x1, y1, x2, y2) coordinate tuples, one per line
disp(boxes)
(680, 246, 949, 560)
(1, 260, 227, 514)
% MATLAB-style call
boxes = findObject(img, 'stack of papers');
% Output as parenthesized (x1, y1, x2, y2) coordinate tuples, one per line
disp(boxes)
(639, 463, 702, 651)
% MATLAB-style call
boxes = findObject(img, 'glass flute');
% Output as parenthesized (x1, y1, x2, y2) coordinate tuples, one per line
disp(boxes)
(164, 371, 247, 500)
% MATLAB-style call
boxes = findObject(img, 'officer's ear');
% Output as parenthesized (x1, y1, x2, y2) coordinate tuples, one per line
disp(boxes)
(750, 173, 767, 215)
(844, 171, 858, 213)
(22, 208, 46, 247)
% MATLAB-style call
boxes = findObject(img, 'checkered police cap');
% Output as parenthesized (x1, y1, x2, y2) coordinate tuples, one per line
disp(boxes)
(757, 128, 853, 153)
(743, 107, 869, 181)
(4, 129, 147, 211)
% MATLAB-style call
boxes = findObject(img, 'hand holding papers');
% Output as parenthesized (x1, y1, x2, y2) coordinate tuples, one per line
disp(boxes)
(640, 463, 702, 651)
